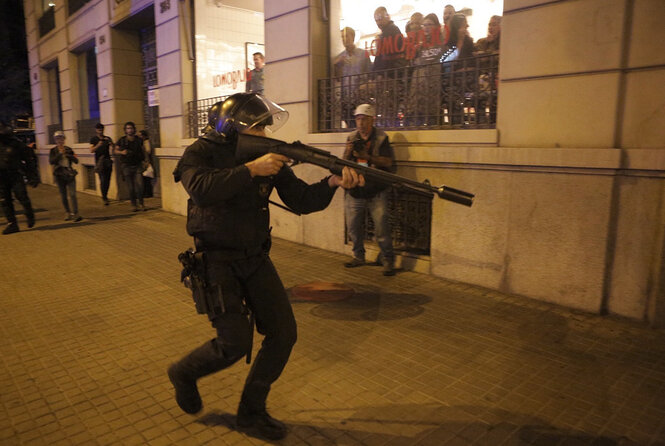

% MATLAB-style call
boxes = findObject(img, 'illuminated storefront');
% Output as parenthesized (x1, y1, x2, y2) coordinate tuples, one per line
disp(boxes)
(194, 0, 264, 100)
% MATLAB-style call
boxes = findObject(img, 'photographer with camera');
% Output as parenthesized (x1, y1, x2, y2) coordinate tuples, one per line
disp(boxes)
(343, 104, 396, 276)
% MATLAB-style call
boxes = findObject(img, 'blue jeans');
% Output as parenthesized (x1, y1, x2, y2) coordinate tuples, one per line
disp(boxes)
(56, 178, 78, 215)
(344, 189, 394, 263)
(121, 165, 144, 206)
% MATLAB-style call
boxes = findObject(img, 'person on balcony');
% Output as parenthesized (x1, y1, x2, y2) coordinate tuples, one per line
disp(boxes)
(442, 4, 456, 45)
(442, 13, 475, 126)
(406, 13, 445, 126)
(474, 15, 502, 124)
(372, 6, 407, 127)
(334, 27, 372, 128)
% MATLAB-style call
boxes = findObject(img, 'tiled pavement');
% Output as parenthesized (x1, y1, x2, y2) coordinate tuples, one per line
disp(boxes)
(1, 185, 665, 446)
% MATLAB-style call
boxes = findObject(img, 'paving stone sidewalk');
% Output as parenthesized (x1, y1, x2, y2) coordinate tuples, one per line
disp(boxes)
(1, 185, 665, 446)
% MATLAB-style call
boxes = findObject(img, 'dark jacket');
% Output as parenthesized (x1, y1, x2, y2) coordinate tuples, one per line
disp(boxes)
(49, 146, 78, 179)
(116, 136, 146, 167)
(373, 21, 406, 72)
(0, 135, 37, 177)
(174, 131, 337, 251)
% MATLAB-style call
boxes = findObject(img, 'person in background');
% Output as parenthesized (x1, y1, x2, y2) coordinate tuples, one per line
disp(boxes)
(474, 15, 502, 55)
(445, 13, 474, 60)
(442, 4, 456, 45)
(245, 52, 265, 95)
(89, 123, 114, 205)
(333, 27, 372, 128)
(0, 121, 38, 234)
(372, 6, 407, 127)
(343, 104, 396, 276)
(139, 130, 153, 198)
(474, 15, 502, 124)
(114, 122, 148, 212)
(405, 12, 424, 34)
(49, 131, 82, 222)
(406, 13, 444, 126)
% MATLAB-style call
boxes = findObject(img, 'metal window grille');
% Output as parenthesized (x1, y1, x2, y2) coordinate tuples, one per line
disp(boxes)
(350, 188, 433, 256)
(77, 119, 97, 144)
(84, 165, 96, 190)
(186, 95, 229, 138)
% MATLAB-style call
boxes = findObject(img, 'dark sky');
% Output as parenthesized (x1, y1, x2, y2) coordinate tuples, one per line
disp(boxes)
(0, 0, 31, 122)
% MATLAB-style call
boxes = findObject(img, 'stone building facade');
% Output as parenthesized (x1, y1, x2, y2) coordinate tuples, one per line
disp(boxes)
(23, 0, 665, 325)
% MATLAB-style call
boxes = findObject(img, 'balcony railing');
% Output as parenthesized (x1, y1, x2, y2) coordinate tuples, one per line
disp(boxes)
(38, 7, 55, 37)
(319, 53, 499, 132)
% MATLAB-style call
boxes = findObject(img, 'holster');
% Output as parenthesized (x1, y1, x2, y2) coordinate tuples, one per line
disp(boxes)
(179, 248, 210, 315)
(178, 248, 255, 364)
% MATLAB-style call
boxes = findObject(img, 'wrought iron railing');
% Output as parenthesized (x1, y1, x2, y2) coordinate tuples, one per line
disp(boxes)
(38, 7, 55, 37)
(319, 53, 499, 132)
(186, 95, 229, 138)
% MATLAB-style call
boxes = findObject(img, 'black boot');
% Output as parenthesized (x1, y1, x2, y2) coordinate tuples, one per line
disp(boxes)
(167, 340, 230, 414)
(26, 212, 35, 228)
(2, 221, 19, 235)
(236, 383, 288, 440)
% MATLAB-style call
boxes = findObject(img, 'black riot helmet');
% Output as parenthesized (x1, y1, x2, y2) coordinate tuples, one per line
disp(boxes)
(214, 93, 289, 138)
(202, 100, 224, 134)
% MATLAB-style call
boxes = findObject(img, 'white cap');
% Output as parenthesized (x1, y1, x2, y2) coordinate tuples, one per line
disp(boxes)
(354, 104, 375, 117)
(53, 130, 65, 138)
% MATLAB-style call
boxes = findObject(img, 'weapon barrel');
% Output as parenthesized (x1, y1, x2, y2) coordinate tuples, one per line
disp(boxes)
(235, 134, 474, 207)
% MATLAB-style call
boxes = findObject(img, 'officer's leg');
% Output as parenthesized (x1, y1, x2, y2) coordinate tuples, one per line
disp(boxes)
(168, 261, 251, 414)
(1, 176, 19, 234)
(344, 191, 367, 262)
(11, 178, 34, 228)
(369, 189, 394, 273)
(236, 255, 295, 440)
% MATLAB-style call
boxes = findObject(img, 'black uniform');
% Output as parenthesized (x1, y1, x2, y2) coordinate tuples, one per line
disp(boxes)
(171, 130, 336, 424)
(0, 134, 37, 231)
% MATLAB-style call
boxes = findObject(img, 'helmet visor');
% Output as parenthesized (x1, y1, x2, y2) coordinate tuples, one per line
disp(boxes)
(237, 95, 289, 135)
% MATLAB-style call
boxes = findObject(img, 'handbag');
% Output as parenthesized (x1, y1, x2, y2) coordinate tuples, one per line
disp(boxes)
(142, 163, 155, 179)
(56, 166, 78, 181)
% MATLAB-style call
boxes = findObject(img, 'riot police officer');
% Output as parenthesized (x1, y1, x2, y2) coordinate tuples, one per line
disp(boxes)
(0, 122, 38, 234)
(169, 93, 362, 440)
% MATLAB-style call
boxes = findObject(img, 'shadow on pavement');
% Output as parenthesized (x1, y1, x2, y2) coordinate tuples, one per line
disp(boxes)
(197, 403, 636, 445)
(292, 286, 431, 321)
